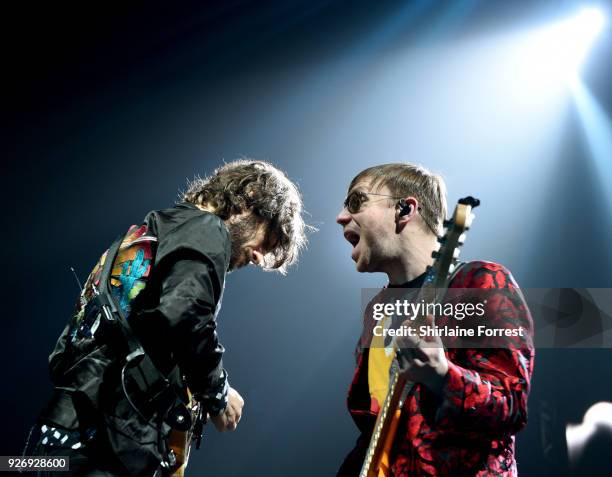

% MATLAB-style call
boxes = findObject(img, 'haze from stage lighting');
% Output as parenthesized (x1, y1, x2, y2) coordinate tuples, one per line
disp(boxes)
(521, 6, 606, 86)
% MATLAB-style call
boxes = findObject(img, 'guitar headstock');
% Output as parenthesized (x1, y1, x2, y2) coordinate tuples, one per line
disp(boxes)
(425, 196, 480, 290)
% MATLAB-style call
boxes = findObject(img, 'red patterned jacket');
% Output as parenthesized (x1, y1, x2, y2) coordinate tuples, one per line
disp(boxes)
(338, 261, 535, 477)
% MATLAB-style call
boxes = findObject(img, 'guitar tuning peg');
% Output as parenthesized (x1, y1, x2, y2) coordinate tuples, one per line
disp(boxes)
(458, 233, 466, 244)
(437, 236, 446, 244)
(443, 219, 452, 228)
(453, 249, 460, 258)
(431, 251, 440, 259)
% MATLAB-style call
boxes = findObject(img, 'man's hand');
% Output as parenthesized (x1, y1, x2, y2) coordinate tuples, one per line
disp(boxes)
(396, 314, 448, 397)
(210, 387, 244, 432)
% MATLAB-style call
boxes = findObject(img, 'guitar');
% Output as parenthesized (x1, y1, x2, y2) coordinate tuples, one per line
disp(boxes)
(167, 388, 205, 477)
(359, 196, 480, 477)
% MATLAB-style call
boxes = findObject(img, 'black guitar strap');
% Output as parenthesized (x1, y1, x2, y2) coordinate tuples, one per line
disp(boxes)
(95, 235, 196, 470)
(96, 235, 189, 429)
(97, 235, 146, 355)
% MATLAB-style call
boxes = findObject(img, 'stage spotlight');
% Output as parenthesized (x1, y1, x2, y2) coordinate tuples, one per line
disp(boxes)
(560, 7, 606, 67)
(565, 7, 607, 41)
(522, 6, 606, 85)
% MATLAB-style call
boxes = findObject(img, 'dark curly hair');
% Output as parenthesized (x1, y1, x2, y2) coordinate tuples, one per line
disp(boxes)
(182, 159, 309, 274)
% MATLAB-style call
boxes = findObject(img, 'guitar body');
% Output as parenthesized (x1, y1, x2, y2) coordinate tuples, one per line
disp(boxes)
(362, 372, 407, 477)
(168, 427, 191, 477)
(374, 409, 402, 477)
(168, 388, 202, 477)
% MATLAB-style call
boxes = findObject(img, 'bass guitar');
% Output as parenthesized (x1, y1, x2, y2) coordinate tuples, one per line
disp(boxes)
(359, 196, 480, 477)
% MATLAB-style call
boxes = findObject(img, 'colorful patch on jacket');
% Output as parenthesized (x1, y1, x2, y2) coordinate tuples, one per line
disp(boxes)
(109, 224, 155, 313)
(69, 224, 157, 343)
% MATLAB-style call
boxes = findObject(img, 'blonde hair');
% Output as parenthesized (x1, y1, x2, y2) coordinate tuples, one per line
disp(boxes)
(349, 163, 447, 235)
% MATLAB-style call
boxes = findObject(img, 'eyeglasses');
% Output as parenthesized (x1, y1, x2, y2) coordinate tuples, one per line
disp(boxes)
(342, 190, 439, 237)
(343, 190, 404, 214)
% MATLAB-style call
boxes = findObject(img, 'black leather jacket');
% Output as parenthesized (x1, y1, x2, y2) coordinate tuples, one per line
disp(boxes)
(39, 203, 230, 476)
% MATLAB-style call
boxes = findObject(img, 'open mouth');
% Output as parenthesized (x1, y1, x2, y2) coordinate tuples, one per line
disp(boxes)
(344, 230, 360, 248)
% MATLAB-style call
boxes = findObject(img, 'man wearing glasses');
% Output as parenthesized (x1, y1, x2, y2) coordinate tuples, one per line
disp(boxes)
(336, 163, 534, 477)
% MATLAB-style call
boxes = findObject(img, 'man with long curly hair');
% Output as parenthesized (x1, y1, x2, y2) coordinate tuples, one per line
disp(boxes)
(36, 159, 309, 477)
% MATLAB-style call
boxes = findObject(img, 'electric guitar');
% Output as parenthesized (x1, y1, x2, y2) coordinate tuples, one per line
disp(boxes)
(168, 388, 205, 477)
(359, 196, 480, 477)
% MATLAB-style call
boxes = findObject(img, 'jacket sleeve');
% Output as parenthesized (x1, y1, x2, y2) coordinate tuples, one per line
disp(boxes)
(154, 255, 229, 414)
(434, 262, 534, 434)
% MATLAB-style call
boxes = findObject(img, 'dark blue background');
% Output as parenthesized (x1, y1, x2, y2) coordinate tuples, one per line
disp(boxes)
(4, 1, 612, 475)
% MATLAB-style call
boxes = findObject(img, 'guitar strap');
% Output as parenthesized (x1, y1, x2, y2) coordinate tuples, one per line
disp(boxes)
(96, 235, 190, 429)
(97, 234, 148, 354)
